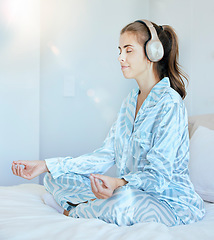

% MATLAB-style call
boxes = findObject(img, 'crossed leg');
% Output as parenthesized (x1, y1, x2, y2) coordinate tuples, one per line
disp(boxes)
(68, 185, 181, 226)
(43, 172, 96, 212)
(43, 172, 181, 226)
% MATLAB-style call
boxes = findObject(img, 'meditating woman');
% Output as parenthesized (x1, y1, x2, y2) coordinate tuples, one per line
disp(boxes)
(11, 19, 205, 226)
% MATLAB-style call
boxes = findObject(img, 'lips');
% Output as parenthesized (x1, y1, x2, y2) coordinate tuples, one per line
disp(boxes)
(121, 66, 129, 70)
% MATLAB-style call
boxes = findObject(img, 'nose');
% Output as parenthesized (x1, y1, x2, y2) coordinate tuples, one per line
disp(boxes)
(118, 54, 125, 63)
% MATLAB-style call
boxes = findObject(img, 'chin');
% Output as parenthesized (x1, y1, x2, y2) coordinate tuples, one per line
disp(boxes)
(124, 76, 133, 79)
(123, 74, 134, 79)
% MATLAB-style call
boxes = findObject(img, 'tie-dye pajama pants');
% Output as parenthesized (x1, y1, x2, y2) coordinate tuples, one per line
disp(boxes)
(43, 172, 182, 226)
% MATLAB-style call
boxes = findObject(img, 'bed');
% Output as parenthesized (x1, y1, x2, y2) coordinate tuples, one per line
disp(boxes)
(1, 114, 214, 240)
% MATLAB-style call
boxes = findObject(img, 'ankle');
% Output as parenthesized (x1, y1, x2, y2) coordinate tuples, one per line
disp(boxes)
(63, 210, 70, 216)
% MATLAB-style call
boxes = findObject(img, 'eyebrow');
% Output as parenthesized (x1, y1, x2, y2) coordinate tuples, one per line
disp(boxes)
(118, 44, 134, 49)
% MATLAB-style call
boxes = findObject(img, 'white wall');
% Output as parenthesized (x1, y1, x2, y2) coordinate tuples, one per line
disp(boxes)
(149, 0, 214, 116)
(0, 0, 40, 186)
(39, 0, 150, 183)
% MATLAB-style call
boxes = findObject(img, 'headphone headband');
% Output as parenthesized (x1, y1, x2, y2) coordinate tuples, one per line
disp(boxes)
(135, 19, 164, 62)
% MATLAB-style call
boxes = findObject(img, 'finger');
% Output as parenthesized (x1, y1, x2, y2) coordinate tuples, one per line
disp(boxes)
(11, 163, 15, 175)
(11, 163, 17, 175)
(95, 193, 108, 199)
(17, 165, 21, 176)
(90, 175, 98, 193)
(91, 173, 105, 181)
(15, 164, 19, 175)
(19, 165, 24, 176)
(92, 174, 110, 188)
(14, 160, 27, 166)
(92, 188, 108, 199)
(20, 167, 30, 180)
(19, 167, 25, 178)
(18, 165, 25, 177)
(14, 163, 18, 175)
(94, 177, 106, 194)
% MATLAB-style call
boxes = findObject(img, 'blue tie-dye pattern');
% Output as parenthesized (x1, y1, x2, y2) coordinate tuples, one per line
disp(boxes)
(44, 77, 205, 226)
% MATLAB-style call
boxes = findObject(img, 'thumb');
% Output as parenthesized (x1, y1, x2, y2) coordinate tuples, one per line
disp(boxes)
(92, 174, 105, 180)
(92, 174, 110, 188)
(13, 160, 28, 165)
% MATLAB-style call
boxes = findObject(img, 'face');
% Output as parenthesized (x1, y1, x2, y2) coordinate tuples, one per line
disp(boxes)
(118, 32, 149, 80)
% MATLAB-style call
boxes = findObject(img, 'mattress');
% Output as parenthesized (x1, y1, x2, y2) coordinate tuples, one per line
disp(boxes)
(0, 183, 214, 240)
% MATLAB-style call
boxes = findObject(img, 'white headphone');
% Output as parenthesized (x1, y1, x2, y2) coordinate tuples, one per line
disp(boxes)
(135, 19, 164, 62)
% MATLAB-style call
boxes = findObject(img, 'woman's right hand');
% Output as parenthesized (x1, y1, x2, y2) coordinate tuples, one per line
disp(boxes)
(11, 160, 49, 180)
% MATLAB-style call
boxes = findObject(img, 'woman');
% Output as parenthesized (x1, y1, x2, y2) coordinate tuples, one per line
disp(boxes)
(11, 19, 205, 226)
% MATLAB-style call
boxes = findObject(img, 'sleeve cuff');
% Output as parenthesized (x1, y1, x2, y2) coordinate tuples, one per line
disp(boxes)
(121, 173, 142, 189)
(44, 157, 65, 179)
(121, 175, 136, 186)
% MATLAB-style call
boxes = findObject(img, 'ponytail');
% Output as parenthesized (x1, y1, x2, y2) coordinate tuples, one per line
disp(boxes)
(120, 21, 189, 99)
(160, 25, 188, 99)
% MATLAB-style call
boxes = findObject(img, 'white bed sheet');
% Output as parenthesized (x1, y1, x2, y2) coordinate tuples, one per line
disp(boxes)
(0, 184, 214, 240)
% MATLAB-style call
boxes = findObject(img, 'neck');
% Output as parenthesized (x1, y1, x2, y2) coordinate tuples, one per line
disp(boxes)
(136, 71, 160, 97)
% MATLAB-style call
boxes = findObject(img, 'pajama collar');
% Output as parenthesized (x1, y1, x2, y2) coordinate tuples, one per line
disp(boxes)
(132, 77, 171, 111)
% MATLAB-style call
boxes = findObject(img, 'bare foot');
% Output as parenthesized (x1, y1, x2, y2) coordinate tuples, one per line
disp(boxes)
(63, 210, 70, 216)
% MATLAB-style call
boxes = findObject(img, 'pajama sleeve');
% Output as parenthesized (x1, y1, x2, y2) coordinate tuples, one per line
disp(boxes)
(121, 102, 189, 194)
(45, 120, 117, 179)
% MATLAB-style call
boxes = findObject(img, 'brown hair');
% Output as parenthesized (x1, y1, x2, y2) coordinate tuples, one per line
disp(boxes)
(120, 21, 188, 99)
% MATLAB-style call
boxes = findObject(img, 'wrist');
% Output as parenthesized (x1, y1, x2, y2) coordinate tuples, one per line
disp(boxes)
(42, 160, 49, 173)
(116, 178, 128, 188)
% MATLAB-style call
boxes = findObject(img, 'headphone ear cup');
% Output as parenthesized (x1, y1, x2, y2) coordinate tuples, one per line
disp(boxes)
(145, 40, 164, 62)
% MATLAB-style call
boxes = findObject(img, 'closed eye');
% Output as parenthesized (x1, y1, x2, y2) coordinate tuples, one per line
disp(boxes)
(118, 51, 132, 55)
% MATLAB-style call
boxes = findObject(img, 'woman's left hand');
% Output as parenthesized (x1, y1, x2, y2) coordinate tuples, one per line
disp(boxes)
(89, 174, 127, 199)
